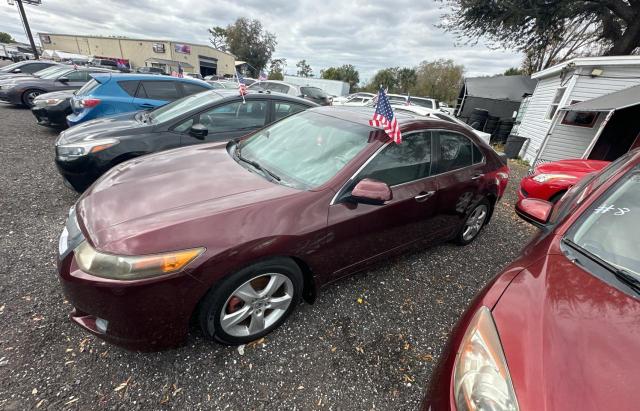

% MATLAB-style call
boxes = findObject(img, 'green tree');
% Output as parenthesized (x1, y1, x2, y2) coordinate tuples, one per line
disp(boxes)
(397, 67, 417, 93)
(268, 58, 286, 80)
(208, 18, 276, 77)
(364, 67, 399, 92)
(0, 32, 16, 43)
(296, 59, 313, 77)
(439, 0, 640, 71)
(504, 67, 523, 76)
(412, 59, 464, 104)
(320, 64, 360, 92)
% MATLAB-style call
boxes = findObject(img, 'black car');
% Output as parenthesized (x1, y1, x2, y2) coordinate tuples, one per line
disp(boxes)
(31, 90, 75, 128)
(0, 60, 58, 80)
(54, 89, 318, 191)
(0, 66, 115, 107)
(300, 86, 333, 106)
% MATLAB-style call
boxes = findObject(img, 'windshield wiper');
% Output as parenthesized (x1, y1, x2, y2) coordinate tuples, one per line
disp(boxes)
(562, 238, 640, 295)
(233, 143, 281, 182)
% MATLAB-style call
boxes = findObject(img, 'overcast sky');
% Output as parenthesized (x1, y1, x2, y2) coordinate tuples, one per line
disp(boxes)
(0, 0, 522, 82)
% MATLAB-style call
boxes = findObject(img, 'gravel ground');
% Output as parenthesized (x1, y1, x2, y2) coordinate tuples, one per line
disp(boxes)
(0, 105, 535, 410)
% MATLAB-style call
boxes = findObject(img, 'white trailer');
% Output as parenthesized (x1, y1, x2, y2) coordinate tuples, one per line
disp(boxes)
(283, 75, 350, 96)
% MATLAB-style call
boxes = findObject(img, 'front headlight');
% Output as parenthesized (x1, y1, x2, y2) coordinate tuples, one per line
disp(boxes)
(74, 241, 205, 280)
(532, 173, 574, 183)
(453, 307, 519, 411)
(56, 138, 119, 160)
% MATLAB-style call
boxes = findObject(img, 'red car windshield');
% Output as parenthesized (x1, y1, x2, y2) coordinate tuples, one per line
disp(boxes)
(568, 169, 640, 275)
(238, 111, 373, 188)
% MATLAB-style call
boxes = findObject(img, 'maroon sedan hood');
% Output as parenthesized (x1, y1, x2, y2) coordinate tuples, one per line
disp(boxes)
(493, 254, 640, 410)
(77, 143, 297, 253)
(535, 159, 609, 176)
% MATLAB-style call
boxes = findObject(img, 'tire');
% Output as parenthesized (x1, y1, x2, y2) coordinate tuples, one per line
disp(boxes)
(21, 89, 44, 108)
(198, 258, 303, 345)
(455, 198, 490, 245)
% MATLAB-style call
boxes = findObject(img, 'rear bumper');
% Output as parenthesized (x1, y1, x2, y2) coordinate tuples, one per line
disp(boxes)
(32, 105, 70, 128)
(0, 88, 22, 105)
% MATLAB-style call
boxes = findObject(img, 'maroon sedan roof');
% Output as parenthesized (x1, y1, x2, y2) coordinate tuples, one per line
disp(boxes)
(310, 106, 471, 134)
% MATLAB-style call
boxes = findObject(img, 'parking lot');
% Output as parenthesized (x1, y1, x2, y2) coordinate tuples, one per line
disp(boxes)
(0, 104, 534, 410)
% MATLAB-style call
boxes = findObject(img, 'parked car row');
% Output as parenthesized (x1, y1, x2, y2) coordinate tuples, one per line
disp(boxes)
(248, 80, 333, 106)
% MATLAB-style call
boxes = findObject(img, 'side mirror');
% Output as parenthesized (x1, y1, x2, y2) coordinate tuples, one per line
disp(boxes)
(189, 123, 208, 139)
(350, 178, 392, 205)
(515, 198, 553, 228)
(58, 76, 69, 83)
(12, 68, 21, 73)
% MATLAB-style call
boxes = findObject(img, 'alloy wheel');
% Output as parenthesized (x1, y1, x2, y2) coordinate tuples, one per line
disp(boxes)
(217, 273, 294, 338)
(25, 90, 42, 107)
(462, 204, 488, 242)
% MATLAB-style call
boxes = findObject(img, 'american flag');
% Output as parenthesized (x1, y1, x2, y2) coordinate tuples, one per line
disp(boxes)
(369, 87, 402, 144)
(236, 70, 248, 96)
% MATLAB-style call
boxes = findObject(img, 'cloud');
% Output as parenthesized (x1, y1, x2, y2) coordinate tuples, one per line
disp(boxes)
(0, 0, 522, 81)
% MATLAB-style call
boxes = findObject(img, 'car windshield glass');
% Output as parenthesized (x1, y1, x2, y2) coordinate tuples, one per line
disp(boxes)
(238, 111, 371, 188)
(411, 99, 433, 109)
(41, 68, 72, 80)
(0, 61, 25, 72)
(76, 79, 100, 96)
(568, 169, 640, 276)
(148, 90, 223, 123)
(32, 65, 64, 78)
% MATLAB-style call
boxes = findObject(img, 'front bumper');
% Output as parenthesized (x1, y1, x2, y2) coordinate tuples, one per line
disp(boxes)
(518, 176, 556, 202)
(54, 153, 110, 192)
(56, 212, 204, 351)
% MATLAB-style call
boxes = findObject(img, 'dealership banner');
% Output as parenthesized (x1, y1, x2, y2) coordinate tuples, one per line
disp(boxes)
(174, 44, 191, 54)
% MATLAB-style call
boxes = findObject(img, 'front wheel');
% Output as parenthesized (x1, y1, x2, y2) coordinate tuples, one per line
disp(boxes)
(198, 258, 303, 345)
(22, 89, 44, 108)
(455, 198, 490, 245)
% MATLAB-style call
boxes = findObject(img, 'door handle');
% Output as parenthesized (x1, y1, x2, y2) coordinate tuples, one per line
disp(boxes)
(414, 191, 435, 202)
(471, 173, 485, 180)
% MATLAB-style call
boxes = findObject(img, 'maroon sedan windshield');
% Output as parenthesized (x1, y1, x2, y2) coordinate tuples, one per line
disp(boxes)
(238, 111, 372, 188)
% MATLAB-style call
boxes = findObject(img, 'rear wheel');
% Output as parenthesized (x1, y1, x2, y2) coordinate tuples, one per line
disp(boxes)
(455, 198, 490, 245)
(21, 89, 44, 108)
(198, 258, 303, 345)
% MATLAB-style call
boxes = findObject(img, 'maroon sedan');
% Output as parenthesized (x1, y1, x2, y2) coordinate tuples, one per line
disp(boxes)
(424, 149, 640, 410)
(57, 107, 509, 350)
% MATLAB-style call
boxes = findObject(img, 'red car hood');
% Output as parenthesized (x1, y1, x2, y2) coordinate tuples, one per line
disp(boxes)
(535, 159, 609, 177)
(77, 143, 297, 253)
(492, 253, 640, 410)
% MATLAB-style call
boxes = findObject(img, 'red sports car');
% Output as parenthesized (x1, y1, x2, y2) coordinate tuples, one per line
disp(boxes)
(56, 107, 509, 350)
(518, 159, 609, 203)
(424, 149, 640, 410)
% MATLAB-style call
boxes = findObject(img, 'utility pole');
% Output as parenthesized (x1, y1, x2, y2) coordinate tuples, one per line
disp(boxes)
(15, 0, 40, 59)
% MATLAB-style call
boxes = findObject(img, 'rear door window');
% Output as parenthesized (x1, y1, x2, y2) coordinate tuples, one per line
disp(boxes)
(139, 81, 180, 101)
(435, 131, 473, 173)
(273, 101, 308, 121)
(65, 71, 89, 81)
(118, 80, 140, 97)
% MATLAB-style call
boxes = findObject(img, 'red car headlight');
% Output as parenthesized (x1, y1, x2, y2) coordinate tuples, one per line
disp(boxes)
(453, 306, 519, 411)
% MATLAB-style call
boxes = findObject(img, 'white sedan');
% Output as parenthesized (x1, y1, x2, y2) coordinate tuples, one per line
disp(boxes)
(391, 105, 492, 145)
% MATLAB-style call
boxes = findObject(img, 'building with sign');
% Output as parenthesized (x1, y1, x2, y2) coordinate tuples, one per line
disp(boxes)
(37, 33, 235, 77)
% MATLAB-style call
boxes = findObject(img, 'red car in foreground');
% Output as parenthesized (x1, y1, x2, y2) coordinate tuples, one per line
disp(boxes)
(424, 149, 640, 410)
(518, 159, 609, 203)
(56, 107, 509, 350)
